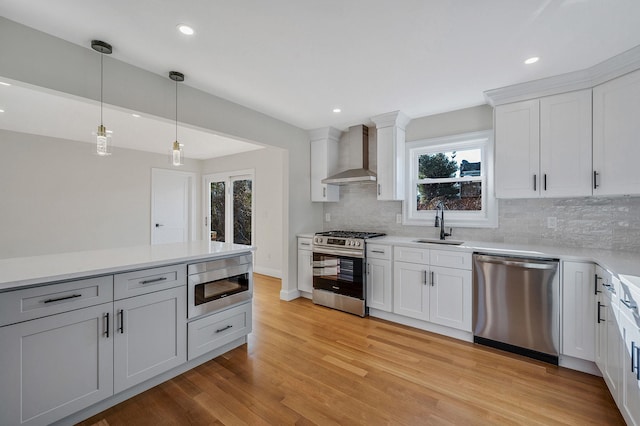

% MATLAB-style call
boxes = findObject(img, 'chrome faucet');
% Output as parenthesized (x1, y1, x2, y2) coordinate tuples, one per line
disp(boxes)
(435, 201, 452, 240)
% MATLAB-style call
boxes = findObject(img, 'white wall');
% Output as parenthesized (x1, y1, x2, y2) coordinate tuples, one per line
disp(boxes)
(0, 129, 201, 258)
(202, 147, 285, 277)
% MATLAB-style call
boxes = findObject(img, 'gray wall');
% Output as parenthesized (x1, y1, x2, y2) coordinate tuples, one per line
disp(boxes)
(324, 105, 640, 253)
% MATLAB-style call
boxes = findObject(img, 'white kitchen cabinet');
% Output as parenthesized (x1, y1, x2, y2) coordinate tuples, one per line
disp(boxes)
(366, 244, 392, 312)
(595, 265, 610, 371)
(0, 303, 113, 426)
(619, 283, 640, 426)
(429, 266, 472, 331)
(371, 111, 411, 201)
(113, 286, 186, 393)
(297, 237, 314, 294)
(495, 90, 592, 198)
(393, 260, 429, 320)
(562, 261, 595, 361)
(593, 68, 640, 196)
(309, 128, 340, 202)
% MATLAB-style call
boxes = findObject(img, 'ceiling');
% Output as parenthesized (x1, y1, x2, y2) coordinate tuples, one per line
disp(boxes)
(1, 0, 640, 138)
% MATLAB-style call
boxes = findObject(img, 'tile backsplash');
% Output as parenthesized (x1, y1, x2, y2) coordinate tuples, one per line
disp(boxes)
(323, 183, 640, 253)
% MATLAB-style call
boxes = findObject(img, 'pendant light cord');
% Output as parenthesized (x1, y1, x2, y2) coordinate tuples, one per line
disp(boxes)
(100, 53, 104, 126)
(175, 78, 178, 141)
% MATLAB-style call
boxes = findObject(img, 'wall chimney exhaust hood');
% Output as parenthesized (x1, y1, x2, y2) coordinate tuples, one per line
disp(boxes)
(322, 125, 375, 184)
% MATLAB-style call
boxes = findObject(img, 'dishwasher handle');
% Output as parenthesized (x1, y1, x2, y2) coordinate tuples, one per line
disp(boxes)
(473, 254, 558, 270)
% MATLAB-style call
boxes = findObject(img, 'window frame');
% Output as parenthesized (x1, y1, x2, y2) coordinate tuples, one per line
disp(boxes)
(403, 130, 498, 228)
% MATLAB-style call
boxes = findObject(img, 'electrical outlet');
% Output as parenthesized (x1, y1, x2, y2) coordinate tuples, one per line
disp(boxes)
(547, 217, 557, 229)
(325, 213, 331, 222)
(396, 213, 402, 224)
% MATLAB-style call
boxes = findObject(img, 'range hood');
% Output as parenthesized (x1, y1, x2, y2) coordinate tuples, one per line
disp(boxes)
(322, 125, 376, 184)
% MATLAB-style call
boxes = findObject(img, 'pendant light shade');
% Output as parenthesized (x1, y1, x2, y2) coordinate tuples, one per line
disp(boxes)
(169, 71, 185, 166)
(91, 40, 113, 156)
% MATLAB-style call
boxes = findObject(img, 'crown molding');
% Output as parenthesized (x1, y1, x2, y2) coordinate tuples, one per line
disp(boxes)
(484, 44, 640, 106)
(371, 110, 411, 129)
(308, 126, 342, 142)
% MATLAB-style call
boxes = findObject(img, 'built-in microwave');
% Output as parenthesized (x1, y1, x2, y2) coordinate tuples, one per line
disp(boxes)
(187, 254, 253, 319)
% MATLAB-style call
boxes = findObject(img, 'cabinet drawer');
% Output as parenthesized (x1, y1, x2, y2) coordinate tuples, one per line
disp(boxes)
(0, 275, 113, 326)
(430, 250, 472, 270)
(619, 275, 640, 326)
(188, 302, 252, 360)
(114, 264, 186, 299)
(298, 237, 313, 251)
(394, 246, 429, 263)
(367, 244, 391, 260)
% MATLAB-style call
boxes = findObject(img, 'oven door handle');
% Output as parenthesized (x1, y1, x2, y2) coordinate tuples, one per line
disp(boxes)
(312, 246, 364, 258)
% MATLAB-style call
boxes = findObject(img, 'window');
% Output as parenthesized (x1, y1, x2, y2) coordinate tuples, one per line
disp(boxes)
(404, 130, 497, 228)
(204, 170, 254, 245)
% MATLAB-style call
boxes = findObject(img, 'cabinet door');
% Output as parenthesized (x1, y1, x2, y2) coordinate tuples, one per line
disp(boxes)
(620, 306, 640, 426)
(297, 249, 313, 293)
(376, 125, 405, 201)
(595, 293, 608, 373)
(429, 266, 472, 331)
(367, 258, 392, 312)
(393, 261, 428, 320)
(495, 99, 540, 198)
(540, 90, 593, 197)
(561, 261, 595, 361)
(593, 69, 640, 196)
(0, 303, 113, 426)
(310, 138, 339, 202)
(113, 286, 186, 393)
(605, 300, 622, 402)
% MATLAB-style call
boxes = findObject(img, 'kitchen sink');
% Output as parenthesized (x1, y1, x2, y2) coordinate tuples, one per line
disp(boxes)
(413, 238, 465, 246)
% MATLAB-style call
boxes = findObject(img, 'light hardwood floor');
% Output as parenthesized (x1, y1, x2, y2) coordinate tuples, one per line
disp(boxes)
(79, 274, 624, 425)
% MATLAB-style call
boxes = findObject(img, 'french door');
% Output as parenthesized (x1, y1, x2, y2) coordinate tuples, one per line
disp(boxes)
(204, 170, 254, 245)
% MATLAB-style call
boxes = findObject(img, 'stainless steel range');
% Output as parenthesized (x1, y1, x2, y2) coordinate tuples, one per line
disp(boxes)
(312, 230, 385, 317)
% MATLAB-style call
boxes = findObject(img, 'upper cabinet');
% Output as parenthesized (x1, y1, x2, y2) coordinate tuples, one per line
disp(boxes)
(309, 127, 342, 202)
(371, 111, 411, 201)
(593, 69, 640, 196)
(495, 90, 592, 199)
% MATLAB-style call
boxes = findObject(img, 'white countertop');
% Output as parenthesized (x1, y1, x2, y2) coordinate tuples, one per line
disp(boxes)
(0, 241, 255, 292)
(368, 236, 640, 279)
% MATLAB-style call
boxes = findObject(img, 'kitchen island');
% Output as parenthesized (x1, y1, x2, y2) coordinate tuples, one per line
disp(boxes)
(0, 241, 255, 426)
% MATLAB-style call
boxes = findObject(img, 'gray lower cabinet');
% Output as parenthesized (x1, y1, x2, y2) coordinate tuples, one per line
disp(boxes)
(188, 302, 252, 360)
(0, 302, 113, 426)
(113, 286, 187, 393)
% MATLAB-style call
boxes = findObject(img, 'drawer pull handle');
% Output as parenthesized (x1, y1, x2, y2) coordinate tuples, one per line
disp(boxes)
(140, 277, 168, 285)
(301, 243, 310, 246)
(621, 299, 638, 310)
(118, 309, 125, 334)
(43, 294, 82, 304)
(633, 341, 637, 374)
(597, 301, 605, 324)
(371, 250, 385, 254)
(104, 313, 110, 338)
(216, 325, 233, 333)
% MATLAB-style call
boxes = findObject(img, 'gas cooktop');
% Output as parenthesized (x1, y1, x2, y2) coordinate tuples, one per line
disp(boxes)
(315, 230, 386, 239)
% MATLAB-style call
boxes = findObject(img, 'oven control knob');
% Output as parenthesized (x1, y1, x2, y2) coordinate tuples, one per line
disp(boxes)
(355, 241, 361, 246)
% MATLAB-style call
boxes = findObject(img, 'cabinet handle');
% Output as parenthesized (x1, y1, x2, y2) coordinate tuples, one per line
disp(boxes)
(597, 301, 605, 324)
(323, 187, 326, 198)
(104, 313, 110, 338)
(118, 309, 124, 333)
(636, 345, 640, 381)
(43, 294, 82, 304)
(367, 263, 370, 274)
(301, 242, 310, 246)
(377, 184, 381, 196)
(371, 250, 385, 254)
(593, 171, 599, 189)
(140, 277, 168, 285)
(633, 341, 637, 374)
(533, 174, 537, 191)
(543, 174, 547, 191)
(430, 271, 435, 286)
(422, 270, 427, 285)
(216, 325, 233, 333)
(621, 299, 638, 311)
(594, 274, 602, 295)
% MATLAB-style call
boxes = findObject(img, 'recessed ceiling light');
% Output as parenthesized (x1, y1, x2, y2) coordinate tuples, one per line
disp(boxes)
(332, 108, 342, 113)
(0, 82, 10, 86)
(0, 109, 5, 113)
(132, 113, 141, 118)
(177, 24, 195, 35)
(524, 56, 540, 65)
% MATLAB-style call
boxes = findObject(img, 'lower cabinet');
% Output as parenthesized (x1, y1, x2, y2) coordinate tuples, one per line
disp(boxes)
(620, 282, 640, 425)
(562, 261, 595, 361)
(393, 261, 429, 319)
(113, 286, 186, 393)
(0, 303, 113, 426)
(297, 237, 313, 293)
(188, 302, 252, 360)
(430, 266, 472, 331)
(366, 244, 393, 312)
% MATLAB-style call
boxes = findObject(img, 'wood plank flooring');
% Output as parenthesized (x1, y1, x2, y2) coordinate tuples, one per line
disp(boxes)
(78, 274, 624, 425)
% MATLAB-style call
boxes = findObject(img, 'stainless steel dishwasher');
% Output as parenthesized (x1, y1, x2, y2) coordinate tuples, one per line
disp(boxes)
(472, 253, 560, 364)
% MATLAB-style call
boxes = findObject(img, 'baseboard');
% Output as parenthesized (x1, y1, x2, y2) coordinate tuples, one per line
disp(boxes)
(280, 288, 301, 301)
(253, 266, 282, 278)
(559, 355, 601, 376)
(369, 308, 473, 342)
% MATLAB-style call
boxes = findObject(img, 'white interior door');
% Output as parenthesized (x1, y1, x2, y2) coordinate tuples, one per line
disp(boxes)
(151, 169, 195, 244)
(204, 170, 254, 245)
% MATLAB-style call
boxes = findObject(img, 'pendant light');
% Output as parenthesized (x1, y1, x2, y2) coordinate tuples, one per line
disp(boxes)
(169, 71, 185, 166)
(91, 40, 113, 156)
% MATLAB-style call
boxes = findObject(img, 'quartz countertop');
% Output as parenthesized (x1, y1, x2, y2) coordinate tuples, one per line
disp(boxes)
(0, 241, 255, 292)
(368, 236, 640, 281)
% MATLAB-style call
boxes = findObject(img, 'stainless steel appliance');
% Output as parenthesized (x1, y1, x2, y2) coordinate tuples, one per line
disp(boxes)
(472, 253, 560, 364)
(312, 231, 385, 317)
(187, 253, 253, 319)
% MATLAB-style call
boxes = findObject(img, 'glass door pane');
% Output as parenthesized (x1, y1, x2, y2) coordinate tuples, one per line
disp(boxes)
(210, 181, 225, 242)
(232, 179, 252, 245)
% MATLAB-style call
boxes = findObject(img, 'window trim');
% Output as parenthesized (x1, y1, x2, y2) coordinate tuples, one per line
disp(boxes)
(403, 130, 498, 228)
